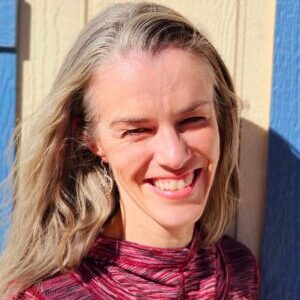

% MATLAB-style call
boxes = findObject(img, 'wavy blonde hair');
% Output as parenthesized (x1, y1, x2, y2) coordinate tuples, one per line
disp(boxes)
(0, 2, 239, 297)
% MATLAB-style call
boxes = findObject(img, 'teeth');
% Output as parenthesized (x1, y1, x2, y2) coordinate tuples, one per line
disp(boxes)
(153, 173, 194, 191)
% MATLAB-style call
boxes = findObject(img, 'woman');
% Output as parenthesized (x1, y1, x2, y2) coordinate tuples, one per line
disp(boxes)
(0, 2, 259, 299)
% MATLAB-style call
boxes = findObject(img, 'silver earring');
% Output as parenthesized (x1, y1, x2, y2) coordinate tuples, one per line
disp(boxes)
(100, 160, 113, 195)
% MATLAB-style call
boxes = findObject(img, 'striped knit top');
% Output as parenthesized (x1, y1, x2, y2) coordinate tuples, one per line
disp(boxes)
(17, 234, 259, 299)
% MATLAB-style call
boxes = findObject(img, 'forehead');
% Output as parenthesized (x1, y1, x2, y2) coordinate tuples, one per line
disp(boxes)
(88, 48, 215, 120)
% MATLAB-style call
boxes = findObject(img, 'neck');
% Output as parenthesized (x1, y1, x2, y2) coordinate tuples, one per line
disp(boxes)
(103, 210, 195, 248)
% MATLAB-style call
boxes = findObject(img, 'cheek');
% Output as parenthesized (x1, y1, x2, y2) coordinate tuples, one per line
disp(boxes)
(188, 128, 220, 162)
(104, 142, 151, 182)
(210, 131, 220, 161)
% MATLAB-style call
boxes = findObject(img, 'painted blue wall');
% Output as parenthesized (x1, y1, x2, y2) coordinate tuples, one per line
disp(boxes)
(0, 0, 17, 250)
(261, 0, 300, 299)
(0, 0, 17, 48)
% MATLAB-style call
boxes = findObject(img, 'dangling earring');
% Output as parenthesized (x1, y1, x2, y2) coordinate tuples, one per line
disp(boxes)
(100, 159, 114, 195)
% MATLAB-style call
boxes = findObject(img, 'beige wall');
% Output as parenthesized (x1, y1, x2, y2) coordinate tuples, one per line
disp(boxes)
(18, 0, 276, 259)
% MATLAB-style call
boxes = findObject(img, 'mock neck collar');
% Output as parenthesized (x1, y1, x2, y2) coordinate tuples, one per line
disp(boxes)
(84, 229, 222, 297)
(88, 228, 202, 269)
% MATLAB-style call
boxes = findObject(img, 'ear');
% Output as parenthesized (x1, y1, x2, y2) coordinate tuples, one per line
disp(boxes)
(71, 117, 109, 163)
(94, 144, 109, 163)
(87, 138, 109, 163)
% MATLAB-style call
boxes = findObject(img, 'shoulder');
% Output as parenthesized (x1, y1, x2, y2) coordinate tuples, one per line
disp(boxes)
(217, 235, 258, 268)
(216, 235, 260, 299)
(11, 287, 46, 299)
(12, 269, 94, 300)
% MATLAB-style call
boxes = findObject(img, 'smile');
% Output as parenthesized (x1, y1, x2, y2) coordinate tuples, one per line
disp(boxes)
(153, 172, 194, 191)
(146, 169, 201, 199)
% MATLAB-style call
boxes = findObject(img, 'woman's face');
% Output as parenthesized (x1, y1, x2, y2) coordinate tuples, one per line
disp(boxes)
(90, 48, 220, 238)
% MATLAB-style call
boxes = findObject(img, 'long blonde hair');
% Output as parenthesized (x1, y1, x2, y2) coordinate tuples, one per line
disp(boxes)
(0, 2, 239, 297)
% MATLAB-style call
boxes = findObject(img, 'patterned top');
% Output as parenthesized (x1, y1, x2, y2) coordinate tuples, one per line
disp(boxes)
(16, 234, 259, 299)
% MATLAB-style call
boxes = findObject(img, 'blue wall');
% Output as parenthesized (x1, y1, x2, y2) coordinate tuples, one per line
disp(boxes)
(261, 0, 300, 299)
(0, 0, 17, 250)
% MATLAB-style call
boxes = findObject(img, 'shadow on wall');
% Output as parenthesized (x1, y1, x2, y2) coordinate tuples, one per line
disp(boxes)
(17, 0, 31, 121)
(237, 118, 268, 261)
(239, 118, 300, 297)
(261, 129, 300, 299)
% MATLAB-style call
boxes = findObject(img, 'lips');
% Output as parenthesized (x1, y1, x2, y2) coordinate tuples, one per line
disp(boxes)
(147, 169, 201, 192)
(152, 172, 194, 191)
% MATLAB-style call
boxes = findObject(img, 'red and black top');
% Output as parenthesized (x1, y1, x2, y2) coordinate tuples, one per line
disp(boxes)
(16, 233, 259, 299)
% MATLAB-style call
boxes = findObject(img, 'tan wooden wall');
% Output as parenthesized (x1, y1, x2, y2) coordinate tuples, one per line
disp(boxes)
(18, 0, 276, 259)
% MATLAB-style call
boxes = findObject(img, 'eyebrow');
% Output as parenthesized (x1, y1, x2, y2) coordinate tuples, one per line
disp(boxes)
(174, 100, 212, 115)
(109, 117, 150, 128)
(109, 100, 212, 128)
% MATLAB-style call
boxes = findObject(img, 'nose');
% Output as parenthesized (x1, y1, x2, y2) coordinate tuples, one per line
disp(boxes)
(153, 126, 191, 171)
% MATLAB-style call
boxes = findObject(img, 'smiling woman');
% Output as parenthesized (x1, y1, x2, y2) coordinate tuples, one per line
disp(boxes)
(91, 49, 221, 248)
(0, 2, 258, 299)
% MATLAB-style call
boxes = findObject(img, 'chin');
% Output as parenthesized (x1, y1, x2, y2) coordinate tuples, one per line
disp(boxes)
(151, 205, 205, 232)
